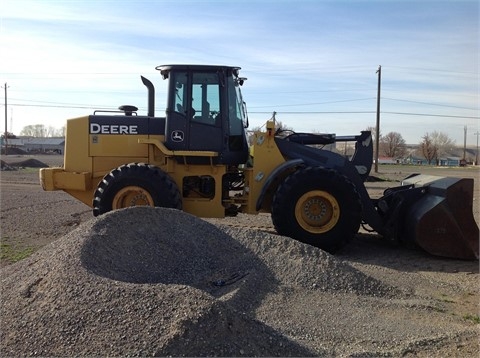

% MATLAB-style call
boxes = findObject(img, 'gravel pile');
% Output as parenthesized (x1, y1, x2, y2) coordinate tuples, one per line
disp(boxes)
(7, 158, 49, 168)
(0, 160, 15, 171)
(1, 207, 477, 357)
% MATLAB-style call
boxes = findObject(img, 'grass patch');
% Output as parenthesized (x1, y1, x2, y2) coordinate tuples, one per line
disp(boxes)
(463, 314, 480, 324)
(439, 294, 455, 303)
(0, 243, 34, 263)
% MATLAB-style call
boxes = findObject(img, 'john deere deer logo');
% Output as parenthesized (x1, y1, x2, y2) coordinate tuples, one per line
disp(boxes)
(171, 130, 184, 142)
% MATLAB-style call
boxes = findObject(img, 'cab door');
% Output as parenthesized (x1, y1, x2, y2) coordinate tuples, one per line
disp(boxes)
(188, 72, 223, 152)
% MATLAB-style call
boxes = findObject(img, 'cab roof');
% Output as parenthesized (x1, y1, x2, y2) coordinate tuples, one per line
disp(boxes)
(155, 64, 241, 79)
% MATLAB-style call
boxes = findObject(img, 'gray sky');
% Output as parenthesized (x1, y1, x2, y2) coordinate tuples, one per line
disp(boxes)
(1, 0, 478, 145)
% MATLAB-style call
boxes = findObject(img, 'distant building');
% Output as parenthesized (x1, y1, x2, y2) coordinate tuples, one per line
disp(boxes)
(438, 157, 462, 166)
(375, 156, 398, 164)
(406, 156, 431, 165)
(1, 137, 65, 154)
(405, 155, 464, 166)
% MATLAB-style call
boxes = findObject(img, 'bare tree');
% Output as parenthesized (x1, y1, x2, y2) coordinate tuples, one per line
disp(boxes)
(420, 133, 437, 164)
(46, 126, 58, 137)
(379, 131, 406, 158)
(1, 132, 16, 139)
(430, 131, 455, 158)
(273, 120, 293, 136)
(20, 124, 48, 137)
(419, 131, 455, 164)
(20, 124, 64, 137)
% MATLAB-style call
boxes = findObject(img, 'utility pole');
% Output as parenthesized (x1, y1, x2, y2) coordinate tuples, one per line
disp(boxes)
(463, 125, 467, 162)
(374, 65, 381, 173)
(474, 131, 480, 165)
(2, 83, 8, 156)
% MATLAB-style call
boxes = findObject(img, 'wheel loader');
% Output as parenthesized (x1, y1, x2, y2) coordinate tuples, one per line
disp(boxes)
(39, 64, 479, 259)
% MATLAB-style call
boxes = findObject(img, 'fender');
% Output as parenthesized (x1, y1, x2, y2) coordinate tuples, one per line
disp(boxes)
(255, 158, 304, 211)
(273, 137, 385, 233)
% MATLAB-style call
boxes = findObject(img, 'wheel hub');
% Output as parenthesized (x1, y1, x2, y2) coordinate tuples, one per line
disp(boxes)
(295, 190, 340, 233)
(112, 186, 155, 209)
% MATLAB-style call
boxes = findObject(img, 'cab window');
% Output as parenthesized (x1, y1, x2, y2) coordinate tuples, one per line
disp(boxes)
(192, 72, 220, 125)
(172, 71, 188, 116)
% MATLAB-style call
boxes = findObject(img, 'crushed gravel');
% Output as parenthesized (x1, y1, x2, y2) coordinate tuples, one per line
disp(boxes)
(1, 207, 478, 357)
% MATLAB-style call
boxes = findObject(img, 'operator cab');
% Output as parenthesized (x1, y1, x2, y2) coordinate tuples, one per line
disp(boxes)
(157, 65, 249, 165)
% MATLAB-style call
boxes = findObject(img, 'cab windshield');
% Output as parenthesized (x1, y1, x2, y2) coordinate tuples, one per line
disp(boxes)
(228, 75, 248, 132)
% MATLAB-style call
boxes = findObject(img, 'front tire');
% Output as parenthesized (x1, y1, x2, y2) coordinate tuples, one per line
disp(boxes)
(93, 163, 182, 216)
(271, 166, 361, 253)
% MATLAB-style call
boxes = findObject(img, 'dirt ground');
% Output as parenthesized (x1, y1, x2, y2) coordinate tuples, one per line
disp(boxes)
(0, 154, 479, 356)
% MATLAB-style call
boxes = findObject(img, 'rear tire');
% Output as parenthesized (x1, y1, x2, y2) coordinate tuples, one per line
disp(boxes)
(93, 163, 182, 216)
(271, 166, 361, 253)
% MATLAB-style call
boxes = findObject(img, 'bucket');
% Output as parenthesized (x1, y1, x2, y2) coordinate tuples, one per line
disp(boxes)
(401, 174, 479, 260)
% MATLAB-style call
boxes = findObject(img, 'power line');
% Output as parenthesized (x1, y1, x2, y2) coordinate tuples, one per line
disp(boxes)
(249, 97, 376, 109)
(3, 72, 144, 75)
(385, 65, 477, 76)
(4, 103, 479, 120)
(382, 112, 479, 119)
(9, 98, 115, 106)
(250, 111, 376, 115)
(8, 95, 477, 112)
(5, 103, 118, 110)
(250, 111, 479, 119)
(382, 97, 477, 111)
(8, 65, 472, 76)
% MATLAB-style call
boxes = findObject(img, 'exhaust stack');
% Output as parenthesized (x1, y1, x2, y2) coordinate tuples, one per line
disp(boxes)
(141, 76, 155, 117)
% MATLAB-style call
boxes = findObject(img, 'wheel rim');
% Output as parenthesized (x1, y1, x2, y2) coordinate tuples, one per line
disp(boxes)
(112, 186, 155, 209)
(294, 190, 340, 233)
